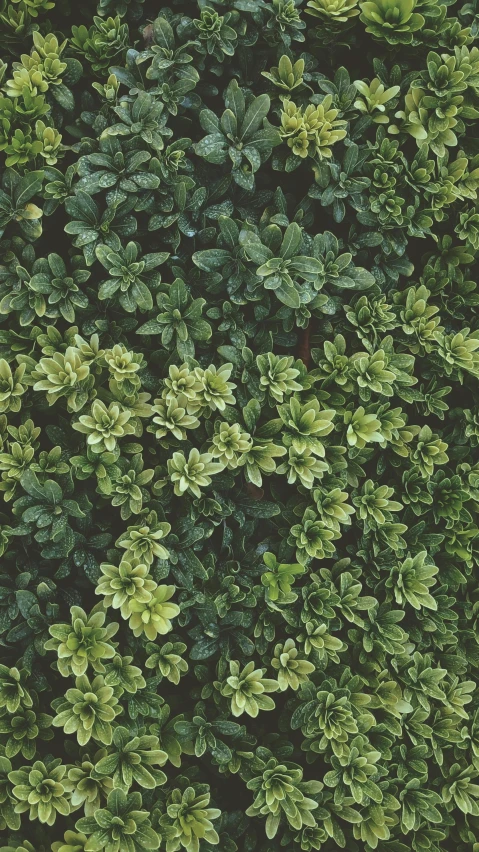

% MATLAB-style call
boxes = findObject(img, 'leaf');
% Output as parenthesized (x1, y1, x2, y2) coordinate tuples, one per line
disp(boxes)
(240, 94, 270, 140)
(14, 171, 44, 208)
(63, 57, 83, 86)
(192, 249, 231, 271)
(280, 223, 302, 260)
(43, 479, 63, 506)
(217, 345, 242, 366)
(178, 550, 207, 579)
(19, 469, 45, 500)
(94, 753, 119, 775)
(275, 280, 301, 308)
(211, 739, 232, 763)
(343, 143, 359, 174)
(50, 83, 75, 111)
(289, 256, 323, 275)
(291, 701, 316, 729)
(218, 215, 239, 249)
(99, 278, 121, 300)
(243, 146, 261, 173)
(225, 79, 245, 126)
(232, 167, 255, 192)
(153, 16, 175, 50)
(6, 621, 32, 642)
(15, 590, 38, 618)
(195, 134, 228, 163)
(241, 235, 273, 265)
(221, 109, 238, 139)
(243, 399, 261, 431)
(200, 108, 221, 134)
(235, 499, 280, 518)
(190, 638, 218, 660)
(137, 319, 164, 335)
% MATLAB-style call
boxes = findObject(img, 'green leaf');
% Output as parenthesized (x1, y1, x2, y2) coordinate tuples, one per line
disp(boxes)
(240, 94, 270, 140)
(50, 83, 75, 111)
(275, 280, 301, 308)
(192, 249, 231, 271)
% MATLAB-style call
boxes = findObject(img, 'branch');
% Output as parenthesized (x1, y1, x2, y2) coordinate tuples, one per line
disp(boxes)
(297, 322, 312, 369)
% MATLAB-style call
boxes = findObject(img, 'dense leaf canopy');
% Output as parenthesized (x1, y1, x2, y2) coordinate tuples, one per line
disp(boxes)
(0, 0, 479, 851)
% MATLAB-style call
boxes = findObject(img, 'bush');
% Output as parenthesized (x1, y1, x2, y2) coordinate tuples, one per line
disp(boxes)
(0, 0, 479, 850)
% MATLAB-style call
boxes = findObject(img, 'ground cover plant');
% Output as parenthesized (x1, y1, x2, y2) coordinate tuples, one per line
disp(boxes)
(2, 0, 479, 850)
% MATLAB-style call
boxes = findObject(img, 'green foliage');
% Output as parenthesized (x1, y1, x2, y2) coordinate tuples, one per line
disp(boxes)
(0, 1, 479, 851)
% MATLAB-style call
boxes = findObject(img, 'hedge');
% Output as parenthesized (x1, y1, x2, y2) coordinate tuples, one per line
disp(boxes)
(0, 1, 479, 851)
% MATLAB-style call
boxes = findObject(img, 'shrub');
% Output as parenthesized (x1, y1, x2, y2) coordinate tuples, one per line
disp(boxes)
(0, 1, 479, 851)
